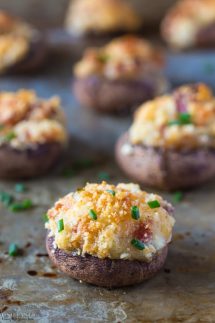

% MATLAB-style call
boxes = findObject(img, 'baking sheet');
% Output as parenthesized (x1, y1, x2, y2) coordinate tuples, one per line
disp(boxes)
(166, 50, 215, 87)
(0, 38, 215, 323)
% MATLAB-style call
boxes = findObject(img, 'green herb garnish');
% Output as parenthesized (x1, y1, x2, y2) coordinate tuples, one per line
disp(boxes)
(131, 239, 145, 250)
(8, 243, 19, 257)
(4, 131, 16, 141)
(15, 183, 26, 193)
(89, 209, 97, 220)
(173, 191, 184, 203)
(98, 171, 110, 181)
(73, 159, 94, 170)
(0, 191, 14, 206)
(106, 189, 116, 196)
(61, 168, 76, 178)
(131, 206, 140, 220)
(168, 113, 192, 126)
(98, 54, 110, 63)
(147, 200, 160, 209)
(179, 113, 192, 125)
(57, 219, 64, 232)
(42, 213, 49, 223)
(10, 199, 33, 212)
(0, 124, 4, 130)
(168, 120, 181, 126)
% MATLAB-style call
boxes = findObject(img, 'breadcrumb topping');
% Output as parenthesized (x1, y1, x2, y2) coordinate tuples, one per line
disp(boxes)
(0, 90, 67, 149)
(74, 35, 163, 80)
(161, 0, 215, 49)
(46, 182, 175, 261)
(65, 0, 141, 35)
(129, 83, 215, 149)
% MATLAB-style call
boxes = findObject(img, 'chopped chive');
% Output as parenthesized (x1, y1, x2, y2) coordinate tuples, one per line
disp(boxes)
(0, 191, 14, 206)
(98, 171, 110, 181)
(8, 243, 19, 256)
(179, 113, 192, 125)
(106, 189, 116, 196)
(147, 200, 160, 209)
(89, 209, 97, 220)
(10, 199, 33, 212)
(61, 168, 76, 178)
(131, 206, 140, 220)
(173, 191, 184, 203)
(18, 199, 32, 209)
(73, 158, 94, 170)
(98, 54, 110, 63)
(168, 113, 192, 127)
(131, 239, 145, 250)
(57, 219, 64, 232)
(168, 120, 180, 126)
(4, 131, 16, 141)
(42, 213, 49, 223)
(15, 183, 26, 193)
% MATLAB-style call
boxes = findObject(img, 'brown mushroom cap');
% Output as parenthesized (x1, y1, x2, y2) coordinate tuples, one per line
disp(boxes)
(73, 76, 167, 114)
(46, 234, 168, 288)
(0, 142, 63, 179)
(116, 132, 215, 191)
(6, 34, 47, 74)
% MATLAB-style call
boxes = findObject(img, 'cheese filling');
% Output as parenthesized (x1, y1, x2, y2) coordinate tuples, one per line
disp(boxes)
(0, 90, 67, 149)
(129, 83, 215, 149)
(65, 0, 141, 35)
(74, 35, 163, 81)
(162, 0, 215, 49)
(46, 182, 175, 261)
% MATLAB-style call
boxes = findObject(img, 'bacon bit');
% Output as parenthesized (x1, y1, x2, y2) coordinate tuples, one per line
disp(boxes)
(133, 222, 152, 243)
(174, 83, 212, 114)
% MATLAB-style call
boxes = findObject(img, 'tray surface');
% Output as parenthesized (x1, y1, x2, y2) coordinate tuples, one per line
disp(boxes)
(0, 40, 215, 323)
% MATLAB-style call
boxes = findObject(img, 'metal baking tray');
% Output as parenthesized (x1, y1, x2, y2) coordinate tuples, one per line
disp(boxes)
(0, 34, 215, 323)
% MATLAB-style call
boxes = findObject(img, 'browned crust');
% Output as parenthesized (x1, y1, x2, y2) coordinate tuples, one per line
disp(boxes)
(116, 132, 215, 190)
(161, 2, 215, 49)
(5, 34, 47, 74)
(73, 76, 166, 114)
(0, 142, 63, 179)
(46, 234, 168, 288)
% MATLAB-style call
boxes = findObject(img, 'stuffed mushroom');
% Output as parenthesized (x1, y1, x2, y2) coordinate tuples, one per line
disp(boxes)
(161, 0, 215, 50)
(65, 0, 141, 37)
(73, 35, 168, 114)
(46, 182, 175, 288)
(0, 89, 67, 179)
(116, 83, 215, 190)
(0, 10, 46, 74)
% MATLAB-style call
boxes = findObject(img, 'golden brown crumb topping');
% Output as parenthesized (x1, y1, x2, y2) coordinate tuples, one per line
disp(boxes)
(65, 0, 141, 35)
(0, 90, 67, 149)
(74, 35, 163, 80)
(161, 0, 215, 49)
(46, 182, 175, 261)
(0, 11, 37, 72)
(128, 83, 215, 149)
